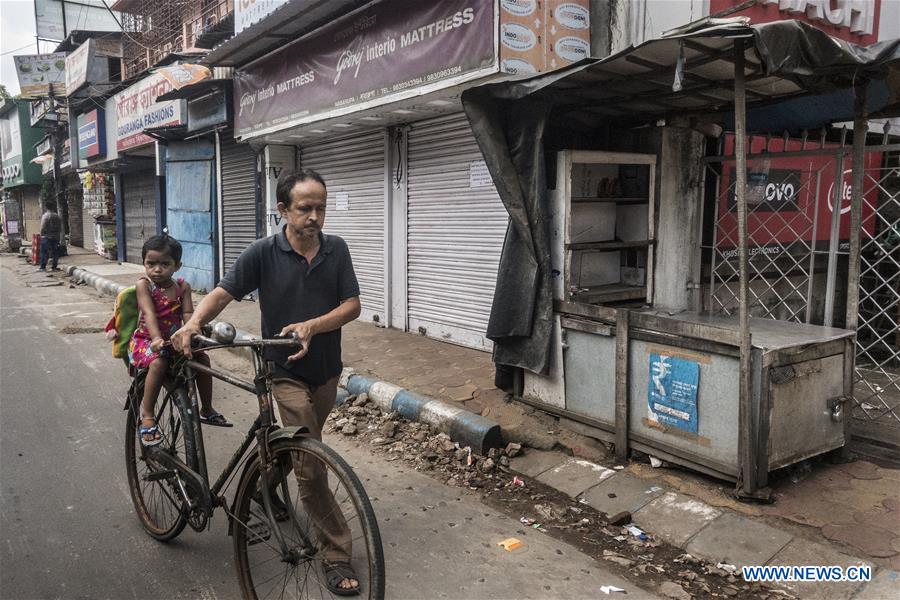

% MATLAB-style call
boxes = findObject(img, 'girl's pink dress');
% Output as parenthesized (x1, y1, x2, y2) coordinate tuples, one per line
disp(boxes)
(128, 277, 185, 368)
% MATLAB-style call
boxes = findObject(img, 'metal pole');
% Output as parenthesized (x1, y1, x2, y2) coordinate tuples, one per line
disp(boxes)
(841, 82, 867, 449)
(846, 82, 867, 332)
(806, 166, 823, 323)
(824, 153, 845, 326)
(614, 309, 630, 463)
(734, 39, 757, 497)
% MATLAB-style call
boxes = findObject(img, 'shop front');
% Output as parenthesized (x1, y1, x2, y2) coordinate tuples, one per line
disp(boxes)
(74, 102, 119, 258)
(112, 73, 184, 263)
(1, 101, 45, 250)
(231, 0, 512, 348)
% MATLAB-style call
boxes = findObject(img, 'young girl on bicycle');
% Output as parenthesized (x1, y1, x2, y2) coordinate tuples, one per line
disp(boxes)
(130, 235, 231, 446)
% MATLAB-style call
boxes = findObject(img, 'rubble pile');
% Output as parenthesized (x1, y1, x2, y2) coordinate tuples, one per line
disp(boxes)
(327, 392, 796, 600)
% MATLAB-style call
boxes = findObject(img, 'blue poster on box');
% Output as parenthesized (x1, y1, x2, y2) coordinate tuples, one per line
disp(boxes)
(648, 354, 700, 434)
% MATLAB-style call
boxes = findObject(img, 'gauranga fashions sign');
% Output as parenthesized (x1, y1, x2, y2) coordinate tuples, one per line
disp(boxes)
(233, 0, 496, 138)
(113, 73, 183, 151)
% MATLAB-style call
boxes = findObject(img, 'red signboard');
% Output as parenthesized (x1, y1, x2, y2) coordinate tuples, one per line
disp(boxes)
(715, 135, 881, 249)
(709, 0, 881, 45)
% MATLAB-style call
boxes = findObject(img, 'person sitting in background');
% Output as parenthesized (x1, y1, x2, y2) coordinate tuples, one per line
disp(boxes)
(39, 202, 62, 272)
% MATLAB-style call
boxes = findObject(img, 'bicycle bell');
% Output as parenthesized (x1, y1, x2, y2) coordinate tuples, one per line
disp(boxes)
(211, 321, 236, 344)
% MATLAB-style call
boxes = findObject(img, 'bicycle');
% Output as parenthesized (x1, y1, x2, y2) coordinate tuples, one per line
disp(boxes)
(122, 323, 385, 599)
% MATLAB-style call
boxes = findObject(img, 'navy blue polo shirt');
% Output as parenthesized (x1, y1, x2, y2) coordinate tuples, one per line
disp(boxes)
(218, 226, 360, 385)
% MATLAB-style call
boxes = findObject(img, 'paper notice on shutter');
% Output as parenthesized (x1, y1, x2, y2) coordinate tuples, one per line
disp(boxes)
(469, 160, 493, 188)
(335, 192, 349, 211)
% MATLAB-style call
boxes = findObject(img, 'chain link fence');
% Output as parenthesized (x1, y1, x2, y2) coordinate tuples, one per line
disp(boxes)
(852, 155, 900, 449)
(703, 138, 900, 458)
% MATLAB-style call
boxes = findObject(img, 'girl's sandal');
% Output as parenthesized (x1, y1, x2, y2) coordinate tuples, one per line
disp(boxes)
(199, 411, 233, 427)
(140, 416, 162, 447)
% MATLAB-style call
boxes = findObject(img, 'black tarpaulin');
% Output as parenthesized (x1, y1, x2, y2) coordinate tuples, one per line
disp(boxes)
(462, 19, 900, 374)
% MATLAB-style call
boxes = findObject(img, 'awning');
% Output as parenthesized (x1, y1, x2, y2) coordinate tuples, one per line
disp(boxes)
(460, 19, 900, 374)
(202, 0, 370, 68)
(156, 78, 230, 102)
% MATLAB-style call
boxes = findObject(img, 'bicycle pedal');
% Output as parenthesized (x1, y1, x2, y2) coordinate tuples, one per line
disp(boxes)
(145, 469, 177, 482)
(247, 520, 272, 546)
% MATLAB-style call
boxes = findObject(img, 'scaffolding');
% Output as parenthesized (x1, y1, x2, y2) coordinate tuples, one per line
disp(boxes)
(112, 0, 231, 80)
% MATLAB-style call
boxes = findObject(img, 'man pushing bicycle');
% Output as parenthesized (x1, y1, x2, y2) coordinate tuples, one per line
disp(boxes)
(172, 169, 363, 595)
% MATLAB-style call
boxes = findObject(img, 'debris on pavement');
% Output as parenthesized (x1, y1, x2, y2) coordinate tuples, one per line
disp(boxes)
(659, 581, 692, 600)
(599, 585, 626, 594)
(625, 524, 647, 540)
(497, 538, 523, 551)
(505, 442, 523, 457)
(321, 387, 797, 600)
(607, 511, 632, 526)
(602, 550, 635, 568)
(716, 562, 738, 574)
(649, 456, 667, 468)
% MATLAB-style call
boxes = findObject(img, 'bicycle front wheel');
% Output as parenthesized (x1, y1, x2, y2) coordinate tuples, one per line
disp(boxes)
(232, 437, 385, 600)
(124, 380, 191, 541)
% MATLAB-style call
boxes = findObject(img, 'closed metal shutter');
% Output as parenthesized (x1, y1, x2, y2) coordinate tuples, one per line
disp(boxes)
(68, 189, 84, 247)
(220, 130, 259, 272)
(122, 170, 158, 264)
(82, 206, 95, 253)
(300, 130, 385, 323)
(406, 113, 508, 350)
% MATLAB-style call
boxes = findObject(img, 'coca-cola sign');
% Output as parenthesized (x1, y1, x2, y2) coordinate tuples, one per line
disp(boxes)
(233, 0, 496, 138)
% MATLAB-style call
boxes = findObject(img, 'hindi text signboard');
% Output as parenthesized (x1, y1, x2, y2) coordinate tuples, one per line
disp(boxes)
(113, 73, 183, 152)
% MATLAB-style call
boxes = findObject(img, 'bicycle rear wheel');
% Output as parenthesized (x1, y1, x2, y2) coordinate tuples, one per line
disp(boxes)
(124, 379, 191, 541)
(232, 437, 385, 600)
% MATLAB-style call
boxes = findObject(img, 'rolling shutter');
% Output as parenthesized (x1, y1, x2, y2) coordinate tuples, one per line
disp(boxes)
(406, 113, 508, 350)
(121, 170, 158, 264)
(220, 130, 259, 272)
(300, 130, 385, 323)
(68, 189, 83, 247)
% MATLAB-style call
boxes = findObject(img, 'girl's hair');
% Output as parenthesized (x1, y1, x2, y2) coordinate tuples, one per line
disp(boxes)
(141, 235, 183, 262)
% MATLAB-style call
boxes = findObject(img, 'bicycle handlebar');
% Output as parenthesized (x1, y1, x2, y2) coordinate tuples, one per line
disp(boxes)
(191, 332, 302, 350)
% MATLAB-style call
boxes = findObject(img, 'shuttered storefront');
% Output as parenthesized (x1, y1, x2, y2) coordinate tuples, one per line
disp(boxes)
(82, 206, 95, 253)
(122, 170, 158, 264)
(406, 113, 509, 350)
(220, 131, 259, 273)
(301, 130, 385, 323)
(68, 188, 84, 247)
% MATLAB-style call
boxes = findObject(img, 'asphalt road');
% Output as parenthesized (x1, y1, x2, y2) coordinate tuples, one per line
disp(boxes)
(0, 256, 654, 599)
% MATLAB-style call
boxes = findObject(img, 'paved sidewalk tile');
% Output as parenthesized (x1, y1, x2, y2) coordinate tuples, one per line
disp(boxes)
(633, 492, 721, 547)
(686, 512, 793, 568)
(766, 538, 871, 600)
(852, 568, 899, 599)
(535, 458, 616, 498)
(510, 450, 567, 478)
(580, 473, 665, 516)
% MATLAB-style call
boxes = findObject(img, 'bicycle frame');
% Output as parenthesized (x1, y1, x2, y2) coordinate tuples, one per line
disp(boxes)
(146, 336, 312, 555)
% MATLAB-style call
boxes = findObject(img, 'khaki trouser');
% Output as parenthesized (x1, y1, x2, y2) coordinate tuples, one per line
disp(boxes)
(272, 376, 351, 562)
